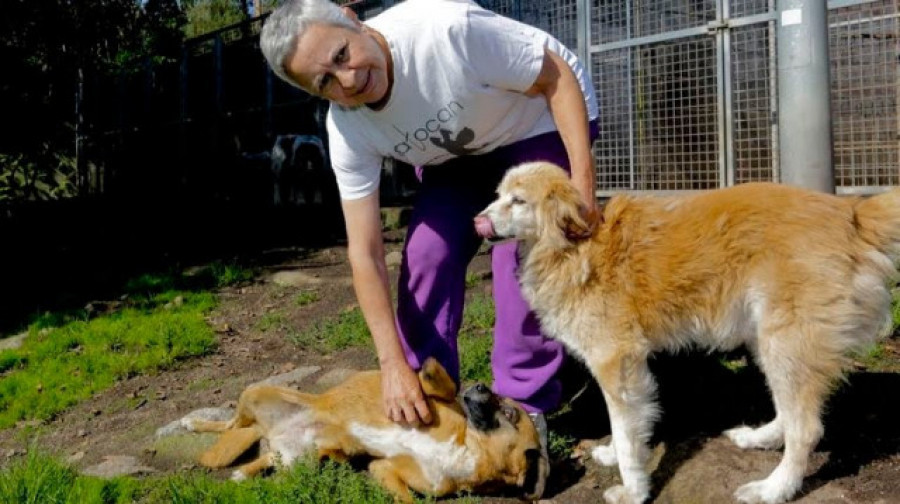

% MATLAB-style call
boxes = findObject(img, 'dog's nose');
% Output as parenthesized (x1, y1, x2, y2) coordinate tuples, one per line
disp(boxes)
(475, 383, 488, 394)
(474, 214, 495, 239)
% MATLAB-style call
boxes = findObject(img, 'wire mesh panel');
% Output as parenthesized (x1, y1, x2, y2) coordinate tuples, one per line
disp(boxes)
(829, 0, 900, 190)
(731, 21, 776, 183)
(592, 0, 722, 191)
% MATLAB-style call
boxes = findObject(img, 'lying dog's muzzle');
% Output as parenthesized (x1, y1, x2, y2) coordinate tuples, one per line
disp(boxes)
(462, 383, 501, 431)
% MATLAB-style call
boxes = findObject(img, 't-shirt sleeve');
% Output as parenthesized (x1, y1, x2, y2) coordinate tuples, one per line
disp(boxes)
(463, 9, 546, 93)
(326, 110, 383, 201)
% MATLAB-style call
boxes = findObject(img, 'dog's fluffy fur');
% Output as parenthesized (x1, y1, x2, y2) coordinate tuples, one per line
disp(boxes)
(183, 358, 547, 502)
(476, 162, 900, 504)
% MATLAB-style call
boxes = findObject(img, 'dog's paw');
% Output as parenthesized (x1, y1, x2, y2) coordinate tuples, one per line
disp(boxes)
(180, 417, 197, 432)
(591, 443, 618, 467)
(734, 478, 797, 504)
(230, 469, 247, 482)
(725, 425, 782, 450)
(603, 484, 643, 504)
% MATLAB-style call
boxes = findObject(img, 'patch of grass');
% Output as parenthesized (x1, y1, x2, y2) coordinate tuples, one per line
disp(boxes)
(289, 307, 373, 353)
(0, 450, 140, 503)
(547, 430, 577, 461)
(294, 290, 320, 307)
(464, 272, 482, 289)
(458, 293, 495, 384)
(0, 271, 220, 429)
(256, 312, 286, 332)
(0, 451, 455, 504)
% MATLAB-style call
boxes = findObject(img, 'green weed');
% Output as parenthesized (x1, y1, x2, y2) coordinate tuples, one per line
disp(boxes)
(458, 294, 495, 384)
(294, 290, 320, 307)
(289, 307, 373, 353)
(0, 288, 218, 429)
(256, 312, 286, 332)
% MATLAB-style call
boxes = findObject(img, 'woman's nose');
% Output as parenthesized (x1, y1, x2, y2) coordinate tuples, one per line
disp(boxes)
(335, 68, 356, 91)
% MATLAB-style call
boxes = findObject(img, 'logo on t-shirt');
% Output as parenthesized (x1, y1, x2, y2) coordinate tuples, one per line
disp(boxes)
(392, 101, 475, 158)
(430, 127, 478, 156)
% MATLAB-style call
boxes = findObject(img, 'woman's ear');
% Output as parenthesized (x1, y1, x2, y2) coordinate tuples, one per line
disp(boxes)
(341, 6, 361, 24)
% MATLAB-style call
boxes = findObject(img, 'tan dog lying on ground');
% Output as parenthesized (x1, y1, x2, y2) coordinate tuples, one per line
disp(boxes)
(475, 162, 899, 504)
(183, 358, 548, 502)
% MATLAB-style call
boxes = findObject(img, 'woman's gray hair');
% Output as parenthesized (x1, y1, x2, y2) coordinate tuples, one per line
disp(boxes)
(260, 0, 359, 89)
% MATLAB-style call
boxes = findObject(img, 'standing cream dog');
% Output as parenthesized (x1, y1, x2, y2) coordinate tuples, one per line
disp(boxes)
(475, 162, 899, 504)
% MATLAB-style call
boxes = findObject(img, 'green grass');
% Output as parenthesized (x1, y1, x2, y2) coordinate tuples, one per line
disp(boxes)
(289, 307, 373, 353)
(0, 451, 433, 504)
(0, 264, 252, 430)
(458, 293, 495, 385)
(294, 290, 320, 307)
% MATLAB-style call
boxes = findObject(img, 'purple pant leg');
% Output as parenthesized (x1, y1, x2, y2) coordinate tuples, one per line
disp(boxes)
(396, 175, 483, 383)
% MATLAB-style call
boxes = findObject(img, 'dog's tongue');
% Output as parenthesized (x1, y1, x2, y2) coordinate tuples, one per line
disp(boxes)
(474, 215, 495, 239)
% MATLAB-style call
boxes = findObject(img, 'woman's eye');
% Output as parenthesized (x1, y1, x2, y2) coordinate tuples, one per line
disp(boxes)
(335, 46, 347, 63)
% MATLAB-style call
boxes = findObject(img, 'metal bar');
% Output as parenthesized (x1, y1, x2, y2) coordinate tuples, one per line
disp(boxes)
(777, 0, 835, 192)
(828, 0, 881, 9)
(830, 12, 900, 29)
(720, 0, 733, 188)
(593, 25, 709, 52)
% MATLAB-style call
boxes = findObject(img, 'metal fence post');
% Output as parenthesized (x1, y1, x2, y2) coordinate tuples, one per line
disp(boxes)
(776, 0, 834, 193)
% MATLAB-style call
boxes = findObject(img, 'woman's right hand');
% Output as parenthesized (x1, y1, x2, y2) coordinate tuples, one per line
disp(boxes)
(380, 358, 433, 426)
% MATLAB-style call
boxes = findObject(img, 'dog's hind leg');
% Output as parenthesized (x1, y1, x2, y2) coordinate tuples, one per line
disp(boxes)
(589, 348, 659, 504)
(734, 331, 833, 504)
(199, 427, 263, 469)
(232, 452, 276, 481)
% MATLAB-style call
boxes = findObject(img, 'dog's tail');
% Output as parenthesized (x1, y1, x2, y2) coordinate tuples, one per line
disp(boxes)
(854, 187, 900, 261)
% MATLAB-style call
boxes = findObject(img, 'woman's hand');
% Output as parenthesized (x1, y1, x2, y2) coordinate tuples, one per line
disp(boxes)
(380, 357, 433, 426)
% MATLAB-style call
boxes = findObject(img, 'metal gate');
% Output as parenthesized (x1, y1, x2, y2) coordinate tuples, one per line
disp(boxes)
(584, 0, 899, 195)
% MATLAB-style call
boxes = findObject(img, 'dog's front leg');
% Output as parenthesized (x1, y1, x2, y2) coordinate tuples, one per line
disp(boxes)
(590, 351, 659, 504)
(368, 458, 416, 503)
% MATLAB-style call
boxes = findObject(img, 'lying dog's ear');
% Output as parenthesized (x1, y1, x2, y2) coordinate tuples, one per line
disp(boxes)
(418, 357, 458, 401)
(519, 447, 550, 501)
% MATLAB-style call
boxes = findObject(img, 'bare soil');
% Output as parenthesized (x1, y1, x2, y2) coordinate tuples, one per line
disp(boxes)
(1, 225, 898, 503)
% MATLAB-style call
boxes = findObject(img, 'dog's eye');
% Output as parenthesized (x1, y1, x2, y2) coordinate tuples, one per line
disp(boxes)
(511, 195, 525, 205)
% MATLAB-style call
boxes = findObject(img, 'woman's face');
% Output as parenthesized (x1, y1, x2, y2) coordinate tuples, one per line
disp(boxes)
(285, 22, 391, 108)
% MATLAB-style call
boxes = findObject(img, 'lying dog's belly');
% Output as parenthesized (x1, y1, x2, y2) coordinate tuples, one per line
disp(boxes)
(267, 411, 320, 465)
(349, 422, 476, 491)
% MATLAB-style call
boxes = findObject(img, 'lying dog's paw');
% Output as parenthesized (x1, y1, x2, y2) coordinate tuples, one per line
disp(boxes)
(603, 484, 643, 504)
(591, 443, 618, 467)
(230, 469, 247, 482)
(180, 417, 198, 432)
(734, 478, 797, 504)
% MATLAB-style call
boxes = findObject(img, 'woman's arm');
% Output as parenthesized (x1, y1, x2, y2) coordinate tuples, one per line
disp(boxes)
(526, 48, 597, 213)
(341, 192, 432, 426)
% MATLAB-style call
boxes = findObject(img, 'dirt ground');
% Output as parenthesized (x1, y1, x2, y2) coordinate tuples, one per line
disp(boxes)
(1, 224, 898, 503)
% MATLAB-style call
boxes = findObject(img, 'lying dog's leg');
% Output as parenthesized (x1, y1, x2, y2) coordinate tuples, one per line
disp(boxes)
(199, 426, 262, 468)
(725, 416, 784, 450)
(368, 458, 416, 503)
(590, 350, 659, 504)
(232, 452, 276, 481)
(418, 357, 458, 401)
(734, 337, 830, 504)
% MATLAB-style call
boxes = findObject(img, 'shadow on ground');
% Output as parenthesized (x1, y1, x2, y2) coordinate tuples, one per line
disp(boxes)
(545, 351, 900, 500)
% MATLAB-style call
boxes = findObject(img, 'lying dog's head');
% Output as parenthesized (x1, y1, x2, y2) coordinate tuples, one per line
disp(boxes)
(461, 383, 550, 501)
(475, 162, 596, 247)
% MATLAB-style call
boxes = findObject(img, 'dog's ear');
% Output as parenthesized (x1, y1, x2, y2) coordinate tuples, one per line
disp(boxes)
(418, 358, 458, 401)
(547, 184, 599, 242)
(519, 447, 550, 501)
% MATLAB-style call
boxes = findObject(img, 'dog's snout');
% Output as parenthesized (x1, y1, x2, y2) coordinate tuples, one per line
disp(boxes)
(475, 383, 488, 394)
(474, 214, 495, 239)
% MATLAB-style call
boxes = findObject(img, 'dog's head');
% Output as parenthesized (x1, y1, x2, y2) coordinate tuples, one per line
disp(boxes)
(475, 162, 597, 247)
(461, 383, 550, 501)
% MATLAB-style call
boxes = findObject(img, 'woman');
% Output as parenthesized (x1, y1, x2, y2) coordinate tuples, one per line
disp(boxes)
(260, 0, 598, 439)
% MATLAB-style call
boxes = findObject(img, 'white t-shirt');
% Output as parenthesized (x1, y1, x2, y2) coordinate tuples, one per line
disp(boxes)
(326, 0, 599, 200)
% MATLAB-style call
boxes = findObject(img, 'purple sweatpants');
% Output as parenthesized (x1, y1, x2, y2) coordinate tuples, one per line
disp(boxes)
(396, 123, 598, 414)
